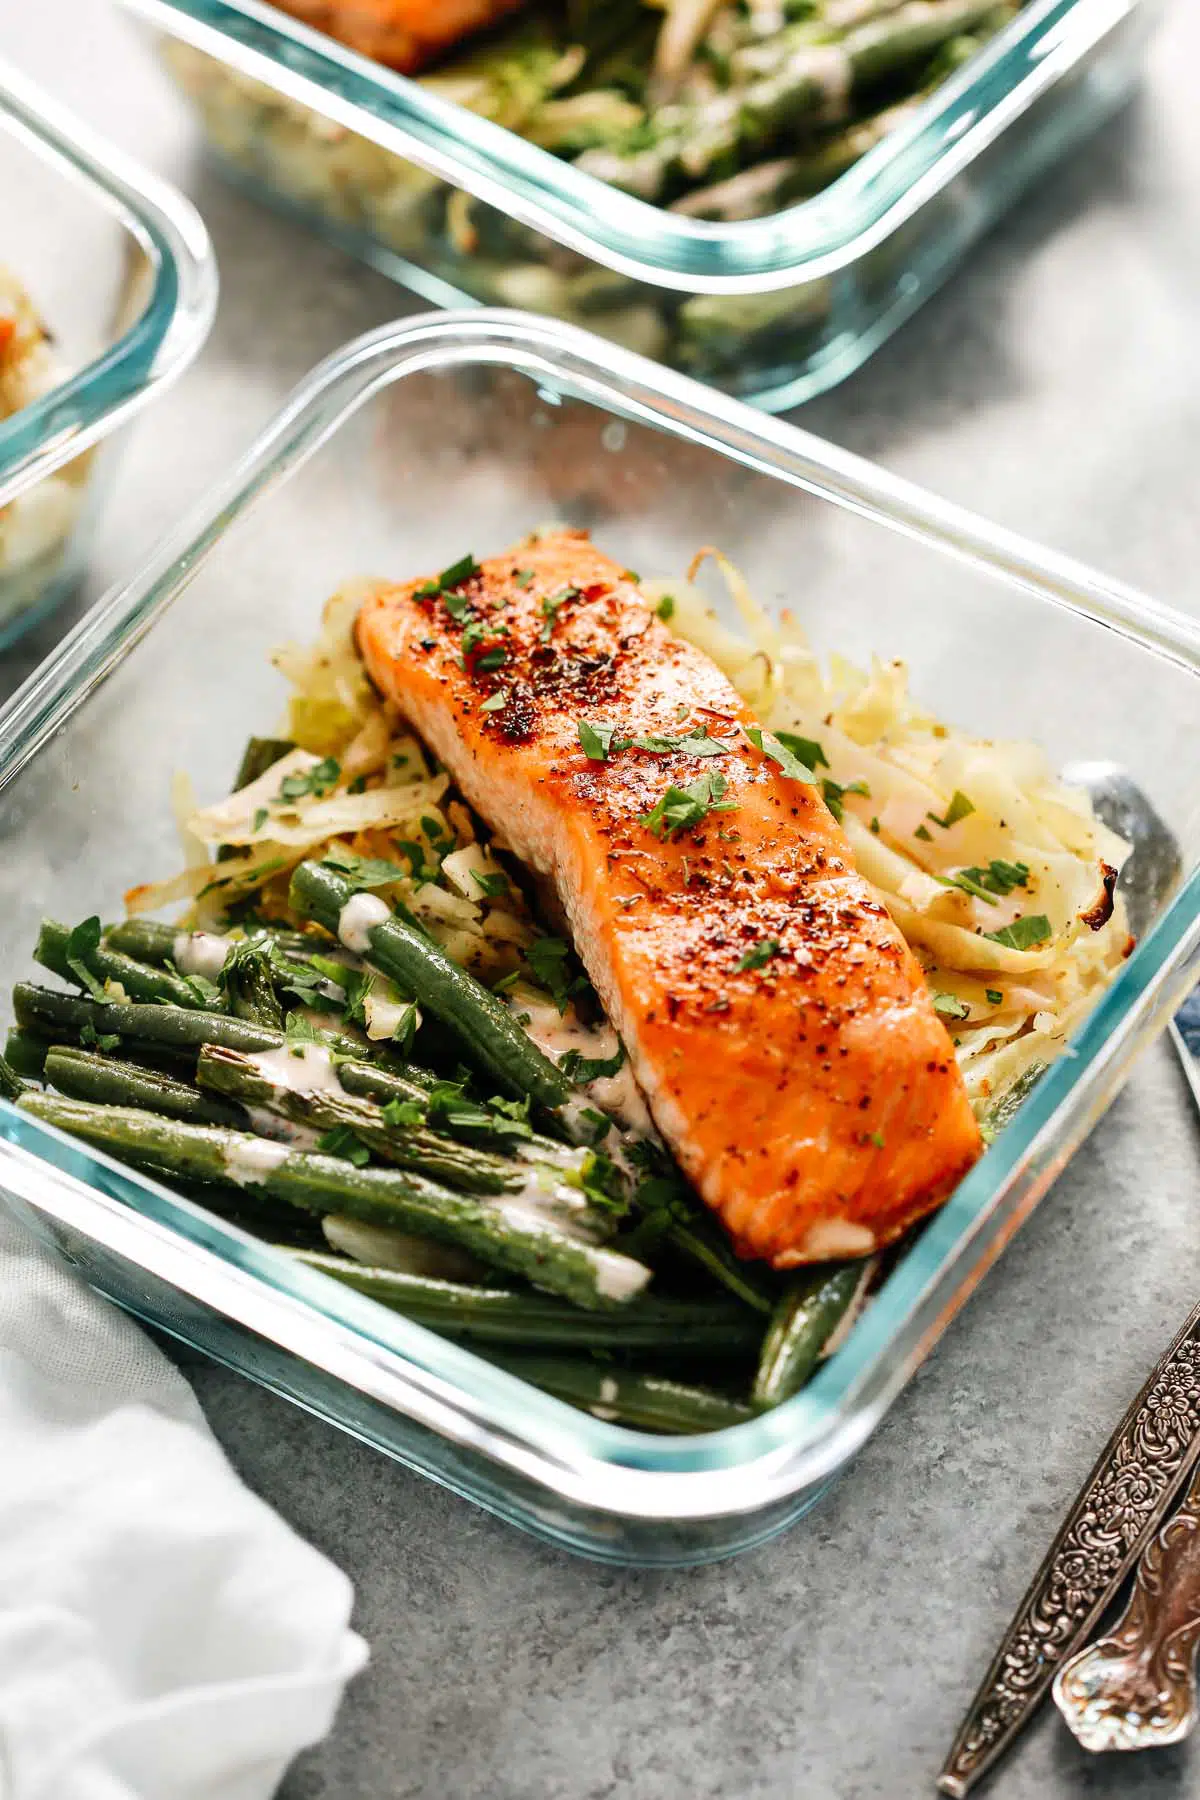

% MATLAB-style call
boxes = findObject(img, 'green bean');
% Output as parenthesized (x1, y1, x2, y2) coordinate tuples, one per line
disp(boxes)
(16, 1092, 653, 1310)
(752, 1263, 867, 1408)
(291, 1251, 764, 1358)
(35, 919, 214, 1010)
(0, 1050, 29, 1102)
(44, 1046, 246, 1129)
(289, 860, 574, 1114)
(4, 1029, 50, 1080)
(196, 1044, 605, 1228)
(13, 983, 371, 1066)
(217, 937, 285, 1030)
(487, 1352, 755, 1433)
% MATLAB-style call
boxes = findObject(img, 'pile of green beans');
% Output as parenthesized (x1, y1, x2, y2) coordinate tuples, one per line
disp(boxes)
(1, 855, 877, 1431)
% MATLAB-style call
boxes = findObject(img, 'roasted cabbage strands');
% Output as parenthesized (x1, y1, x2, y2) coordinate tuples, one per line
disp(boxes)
(643, 564, 1131, 1115)
(133, 583, 543, 983)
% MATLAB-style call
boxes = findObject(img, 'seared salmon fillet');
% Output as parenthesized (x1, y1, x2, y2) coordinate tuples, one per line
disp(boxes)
(356, 531, 982, 1266)
(272, 0, 526, 72)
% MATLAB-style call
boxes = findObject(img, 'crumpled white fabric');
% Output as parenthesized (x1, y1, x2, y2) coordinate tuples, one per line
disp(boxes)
(0, 1212, 368, 1800)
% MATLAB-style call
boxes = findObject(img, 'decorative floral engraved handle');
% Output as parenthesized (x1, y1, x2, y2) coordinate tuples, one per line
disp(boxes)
(1054, 1461, 1200, 1752)
(938, 1306, 1200, 1797)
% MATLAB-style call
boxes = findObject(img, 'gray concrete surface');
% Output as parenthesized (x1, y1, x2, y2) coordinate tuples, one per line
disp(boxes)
(4, 4, 1200, 1796)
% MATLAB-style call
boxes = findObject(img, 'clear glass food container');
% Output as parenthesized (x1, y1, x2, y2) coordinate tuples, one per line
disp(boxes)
(0, 310, 1197, 1566)
(119, 0, 1156, 410)
(0, 58, 217, 647)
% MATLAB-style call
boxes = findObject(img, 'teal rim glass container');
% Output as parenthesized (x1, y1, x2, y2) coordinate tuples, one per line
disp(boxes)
(118, 0, 1157, 409)
(0, 57, 217, 648)
(1, 309, 1197, 1566)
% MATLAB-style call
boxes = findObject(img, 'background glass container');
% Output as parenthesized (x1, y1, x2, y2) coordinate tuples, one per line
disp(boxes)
(0, 309, 1196, 1566)
(0, 57, 217, 647)
(119, 0, 1157, 409)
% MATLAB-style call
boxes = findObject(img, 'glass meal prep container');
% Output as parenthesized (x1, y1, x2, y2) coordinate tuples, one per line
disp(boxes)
(1, 309, 1197, 1567)
(118, 0, 1157, 411)
(0, 59, 216, 650)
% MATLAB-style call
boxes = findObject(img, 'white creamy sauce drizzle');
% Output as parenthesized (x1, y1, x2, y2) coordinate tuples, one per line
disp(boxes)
(222, 1136, 290, 1187)
(337, 892, 391, 954)
(172, 930, 230, 981)
(511, 998, 656, 1138)
(246, 1041, 344, 1097)
(590, 1246, 652, 1303)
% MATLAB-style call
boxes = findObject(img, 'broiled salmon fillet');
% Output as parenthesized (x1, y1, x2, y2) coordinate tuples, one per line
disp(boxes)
(356, 531, 982, 1266)
(272, 0, 526, 72)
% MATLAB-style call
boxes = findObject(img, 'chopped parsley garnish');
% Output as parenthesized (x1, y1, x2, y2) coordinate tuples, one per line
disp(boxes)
(927, 790, 976, 830)
(442, 588, 471, 622)
(937, 870, 999, 906)
(869, 816, 881, 835)
(737, 937, 781, 972)
(639, 771, 737, 840)
(480, 691, 509, 714)
(488, 1094, 535, 1140)
(513, 568, 534, 588)
(933, 992, 971, 1021)
(743, 724, 817, 783)
(278, 757, 340, 803)
(321, 846, 409, 890)
(316, 1126, 372, 1167)
(938, 861, 1031, 906)
(439, 553, 479, 590)
(578, 719, 629, 762)
(527, 936, 587, 1013)
(914, 824, 933, 842)
(559, 1039, 626, 1084)
(983, 915, 1053, 951)
(476, 646, 507, 674)
(471, 869, 510, 898)
(397, 840, 437, 885)
(821, 777, 870, 824)
(961, 859, 1030, 896)
(656, 594, 675, 621)
(64, 916, 106, 1001)
(283, 1013, 326, 1046)
(633, 727, 730, 759)
(460, 620, 488, 656)
(540, 586, 578, 642)
(776, 731, 828, 771)
(986, 989, 1004, 1006)
(381, 1097, 427, 1130)
(869, 1130, 886, 1149)
(80, 1020, 121, 1053)
(252, 807, 269, 833)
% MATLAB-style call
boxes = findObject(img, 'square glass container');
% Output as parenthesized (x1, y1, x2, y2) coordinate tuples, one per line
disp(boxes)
(0, 309, 1197, 1567)
(0, 57, 217, 647)
(120, 0, 1156, 409)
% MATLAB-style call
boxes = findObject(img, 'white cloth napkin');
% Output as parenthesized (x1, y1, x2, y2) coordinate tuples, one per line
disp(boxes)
(0, 1212, 368, 1800)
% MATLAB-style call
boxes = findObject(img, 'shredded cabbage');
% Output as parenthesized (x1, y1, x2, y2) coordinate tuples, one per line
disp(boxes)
(133, 581, 540, 980)
(644, 560, 1131, 1116)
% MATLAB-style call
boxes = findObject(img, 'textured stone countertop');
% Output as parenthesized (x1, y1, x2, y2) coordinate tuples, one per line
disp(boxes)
(3, 4, 1200, 1796)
